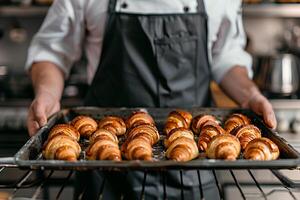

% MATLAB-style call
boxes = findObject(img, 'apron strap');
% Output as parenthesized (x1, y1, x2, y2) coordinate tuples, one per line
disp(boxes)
(108, 0, 117, 13)
(197, 0, 207, 14)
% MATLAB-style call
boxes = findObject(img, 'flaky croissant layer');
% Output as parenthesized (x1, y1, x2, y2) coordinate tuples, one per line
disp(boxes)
(232, 124, 261, 150)
(244, 137, 280, 160)
(165, 137, 199, 162)
(164, 109, 192, 135)
(206, 134, 241, 160)
(191, 114, 219, 135)
(43, 135, 81, 161)
(71, 115, 98, 138)
(126, 111, 155, 129)
(198, 122, 225, 152)
(98, 116, 126, 136)
(224, 113, 251, 134)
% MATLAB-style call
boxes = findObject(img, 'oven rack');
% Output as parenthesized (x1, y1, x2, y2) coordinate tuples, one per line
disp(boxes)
(0, 165, 300, 200)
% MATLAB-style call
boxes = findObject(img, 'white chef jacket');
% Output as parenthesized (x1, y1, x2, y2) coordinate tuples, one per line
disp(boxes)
(25, 0, 252, 84)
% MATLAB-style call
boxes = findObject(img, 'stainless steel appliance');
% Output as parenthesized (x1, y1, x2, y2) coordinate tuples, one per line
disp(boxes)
(254, 54, 300, 96)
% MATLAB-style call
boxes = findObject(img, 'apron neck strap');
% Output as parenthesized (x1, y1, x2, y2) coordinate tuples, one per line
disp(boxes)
(197, 0, 206, 13)
(108, 0, 117, 13)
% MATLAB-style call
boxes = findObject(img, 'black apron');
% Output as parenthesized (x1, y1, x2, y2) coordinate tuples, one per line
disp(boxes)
(78, 0, 219, 199)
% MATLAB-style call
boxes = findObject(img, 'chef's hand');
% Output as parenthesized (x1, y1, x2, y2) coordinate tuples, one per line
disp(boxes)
(241, 91, 277, 129)
(220, 66, 277, 129)
(27, 61, 65, 136)
(27, 91, 61, 136)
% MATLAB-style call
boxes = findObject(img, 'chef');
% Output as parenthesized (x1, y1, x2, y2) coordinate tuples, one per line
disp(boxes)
(25, 0, 277, 199)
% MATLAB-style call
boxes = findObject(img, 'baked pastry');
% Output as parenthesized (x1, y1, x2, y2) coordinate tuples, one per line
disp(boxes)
(126, 111, 155, 129)
(224, 113, 251, 134)
(191, 114, 219, 135)
(126, 124, 159, 146)
(197, 122, 225, 152)
(165, 137, 199, 162)
(98, 116, 126, 136)
(47, 124, 80, 141)
(86, 128, 121, 161)
(43, 135, 81, 161)
(232, 124, 261, 150)
(164, 127, 194, 148)
(71, 115, 98, 138)
(244, 137, 280, 160)
(164, 109, 192, 135)
(89, 128, 119, 144)
(206, 134, 241, 160)
(123, 137, 153, 161)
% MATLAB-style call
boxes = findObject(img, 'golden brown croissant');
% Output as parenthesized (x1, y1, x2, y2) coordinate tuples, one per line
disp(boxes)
(197, 122, 225, 152)
(123, 137, 153, 161)
(232, 125, 261, 150)
(126, 124, 159, 146)
(191, 114, 219, 135)
(43, 135, 81, 161)
(164, 127, 194, 148)
(89, 128, 119, 144)
(224, 113, 251, 134)
(86, 128, 121, 161)
(163, 110, 192, 136)
(244, 137, 280, 160)
(48, 124, 80, 141)
(206, 134, 241, 160)
(126, 111, 155, 129)
(71, 115, 98, 138)
(165, 137, 199, 162)
(98, 116, 126, 136)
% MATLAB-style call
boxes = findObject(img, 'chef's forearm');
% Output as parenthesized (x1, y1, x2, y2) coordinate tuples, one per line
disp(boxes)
(219, 65, 261, 107)
(30, 62, 65, 101)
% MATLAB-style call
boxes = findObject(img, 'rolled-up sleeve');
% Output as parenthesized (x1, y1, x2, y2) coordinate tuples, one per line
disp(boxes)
(210, 2, 253, 83)
(25, 0, 84, 79)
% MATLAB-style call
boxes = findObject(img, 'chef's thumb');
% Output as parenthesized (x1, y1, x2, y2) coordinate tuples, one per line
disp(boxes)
(33, 103, 48, 128)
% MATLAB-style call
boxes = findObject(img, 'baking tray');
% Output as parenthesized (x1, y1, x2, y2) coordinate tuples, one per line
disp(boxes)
(15, 107, 300, 170)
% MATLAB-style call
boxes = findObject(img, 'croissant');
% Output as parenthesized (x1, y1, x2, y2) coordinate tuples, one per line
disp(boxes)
(232, 125, 261, 150)
(224, 113, 251, 134)
(123, 137, 153, 161)
(89, 128, 119, 144)
(71, 115, 98, 138)
(43, 135, 81, 161)
(164, 127, 194, 148)
(191, 114, 219, 135)
(244, 137, 280, 160)
(206, 134, 241, 160)
(126, 124, 159, 146)
(164, 110, 193, 135)
(98, 116, 126, 136)
(165, 137, 199, 162)
(86, 129, 121, 161)
(197, 122, 225, 152)
(48, 124, 80, 141)
(126, 111, 155, 129)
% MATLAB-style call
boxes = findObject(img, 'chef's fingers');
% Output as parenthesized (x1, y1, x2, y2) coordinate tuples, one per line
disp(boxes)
(261, 100, 277, 129)
(32, 101, 48, 127)
(27, 107, 40, 136)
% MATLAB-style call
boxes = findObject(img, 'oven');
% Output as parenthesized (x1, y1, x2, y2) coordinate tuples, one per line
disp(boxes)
(0, 164, 300, 199)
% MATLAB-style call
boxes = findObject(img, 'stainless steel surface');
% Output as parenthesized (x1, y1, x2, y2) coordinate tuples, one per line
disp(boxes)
(255, 54, 300, 95)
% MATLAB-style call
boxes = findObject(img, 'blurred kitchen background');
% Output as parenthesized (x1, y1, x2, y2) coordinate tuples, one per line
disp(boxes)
(0, 0, 300, 156)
